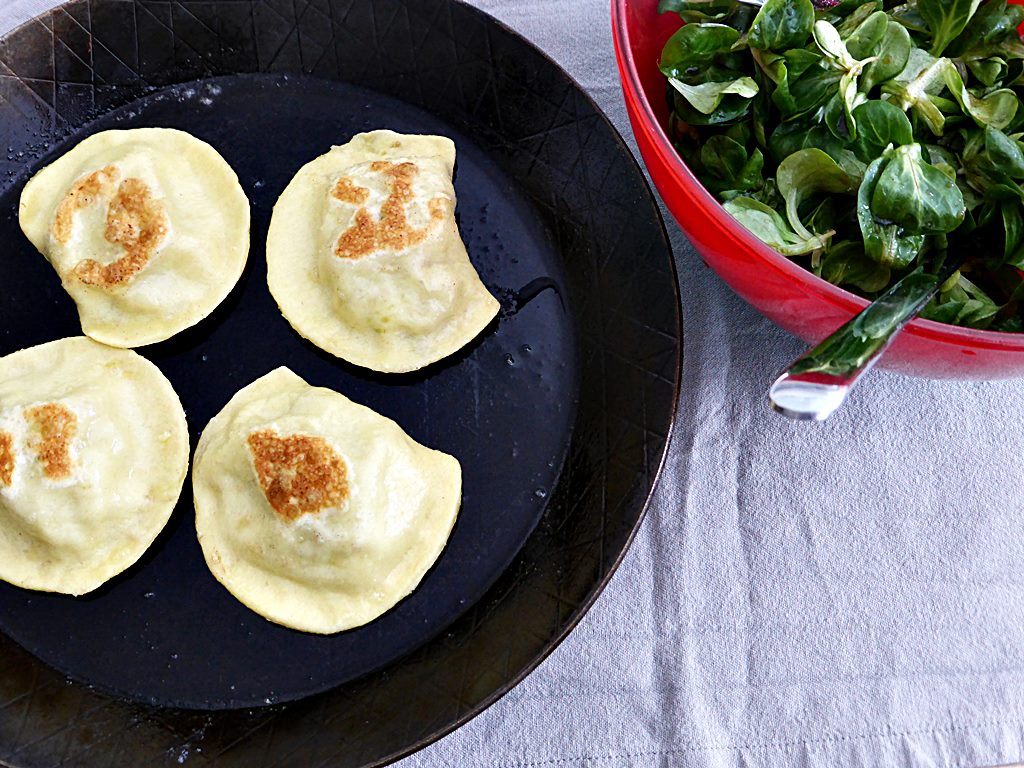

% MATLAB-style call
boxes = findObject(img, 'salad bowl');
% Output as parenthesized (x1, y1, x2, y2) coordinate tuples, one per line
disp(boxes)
(612, 0, 1024, 378)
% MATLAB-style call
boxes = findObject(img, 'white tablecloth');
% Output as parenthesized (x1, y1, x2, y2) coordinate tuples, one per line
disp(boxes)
(4, 1, 1024, 766)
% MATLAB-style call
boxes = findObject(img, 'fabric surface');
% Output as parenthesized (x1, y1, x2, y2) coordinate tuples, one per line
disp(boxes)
(3, 1, 1024, 766)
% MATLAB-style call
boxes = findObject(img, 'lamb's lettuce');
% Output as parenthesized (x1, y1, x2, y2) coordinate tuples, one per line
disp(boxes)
(659, 0, 1024, 329)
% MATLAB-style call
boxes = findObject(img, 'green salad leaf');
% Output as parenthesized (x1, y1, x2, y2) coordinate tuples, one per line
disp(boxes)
(819, 241, 892, 292)
(857, 151, 926, 267)
(723, 197, 832, 255)
(850, 100, 914, 162)
(777, 148, 854, 239)
(918, 0, 983, 57)
(659, 0, 1024, 331)
(947, 0, 1024, 56)
(669, 75, 758, 115)
(696, 133, 765, 195)
(861, 19, 912, 92)
(845, 11, 889, 61)
(883, 48, 950, 135)
(870, 143, 966, 234)
(942, 60, 1018, 127)
(659, 23, 740, 76)
(749, 0, 815, 52)
(985, 124, 1024, 176)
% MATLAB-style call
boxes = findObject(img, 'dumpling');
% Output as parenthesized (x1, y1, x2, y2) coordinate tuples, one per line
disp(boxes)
(192, 367, 461, 633)
(0, 337, 189, 595)
(266, 130, 499, 373)
(19, 128, 250, 347)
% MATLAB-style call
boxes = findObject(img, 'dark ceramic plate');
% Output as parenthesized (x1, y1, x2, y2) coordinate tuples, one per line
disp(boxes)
(0, 1, 680, 766)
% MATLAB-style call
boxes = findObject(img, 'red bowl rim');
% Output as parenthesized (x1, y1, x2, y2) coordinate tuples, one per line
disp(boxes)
(611, 0, 1024, 353)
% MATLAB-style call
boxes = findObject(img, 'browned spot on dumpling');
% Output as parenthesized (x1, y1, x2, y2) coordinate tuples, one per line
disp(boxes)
(334, 161, 446, 259)
(247, 429, 349, 522)
(332, 177, 369, 205)
(52, 165, 121, 245)
(24, 403, 77, 481)
(0, 432, 14, 487)
(72, 177, 169, 287)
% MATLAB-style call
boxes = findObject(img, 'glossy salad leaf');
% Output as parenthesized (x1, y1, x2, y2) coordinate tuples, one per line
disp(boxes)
(967, 57, 1008, 87)
(769, 120, 845, 163)
(751, 68, 772, 147)
(804, 197, 839, 243)
(776, 148, 855, 239)
(723, 197, 832, 255)
(835, 3, 881, 38)
(845, 11, 889, 61)
(924, 143, 960, 174)
(748, 0, 815, 52)
(942, 61, 1018, 129)
(669, 76, 758, 115)
(780, 63, 844, 120)
(1002, 199, 1024, 265)
(659, 23, 740, 77)
(947, 0, 1024, 57)
(659, 0, 745, 24)
(857, 152, 926, 267)
(850, 100, 914, 162)
(889, 4, 929, 35)
(871, 144, 966, 234)
(842, 70, 867, 138)
(697, 134, 765, 195)
(984, 124, 1024, 178)
(860, 20, 911, 93)
(819, 241, 892, 291)
(917, 0, 983, 57)
(831, 0, 886, 13)
(813, 19, 861, 71)
(700, 133, 746, 179)
(811, 19, 880, 138)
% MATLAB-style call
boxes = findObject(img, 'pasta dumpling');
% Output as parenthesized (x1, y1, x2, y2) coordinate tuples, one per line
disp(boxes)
(192, 367, 462, 633)
(266, 130, 499, 373)
(0, 337, 189, 595)
(19, 128, 250, 347)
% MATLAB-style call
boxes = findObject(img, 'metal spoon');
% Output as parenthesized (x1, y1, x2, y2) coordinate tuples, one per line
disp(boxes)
(768, 259, 965, 421)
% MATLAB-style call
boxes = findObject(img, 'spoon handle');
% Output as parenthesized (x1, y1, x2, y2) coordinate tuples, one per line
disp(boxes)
(769, 266, 956, 421)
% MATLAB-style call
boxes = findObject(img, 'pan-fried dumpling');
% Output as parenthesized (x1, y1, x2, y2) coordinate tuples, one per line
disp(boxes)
(18, 128, 250, 347)
(266, 130, 499, 373)
(192, 367, 461, 633)
(0, 337, 189, 595)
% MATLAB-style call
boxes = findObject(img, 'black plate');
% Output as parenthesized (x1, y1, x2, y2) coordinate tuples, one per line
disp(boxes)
(0, 1, 680, 766)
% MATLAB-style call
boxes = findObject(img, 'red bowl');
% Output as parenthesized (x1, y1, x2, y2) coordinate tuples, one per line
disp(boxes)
(611, 0, 1024, 378)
